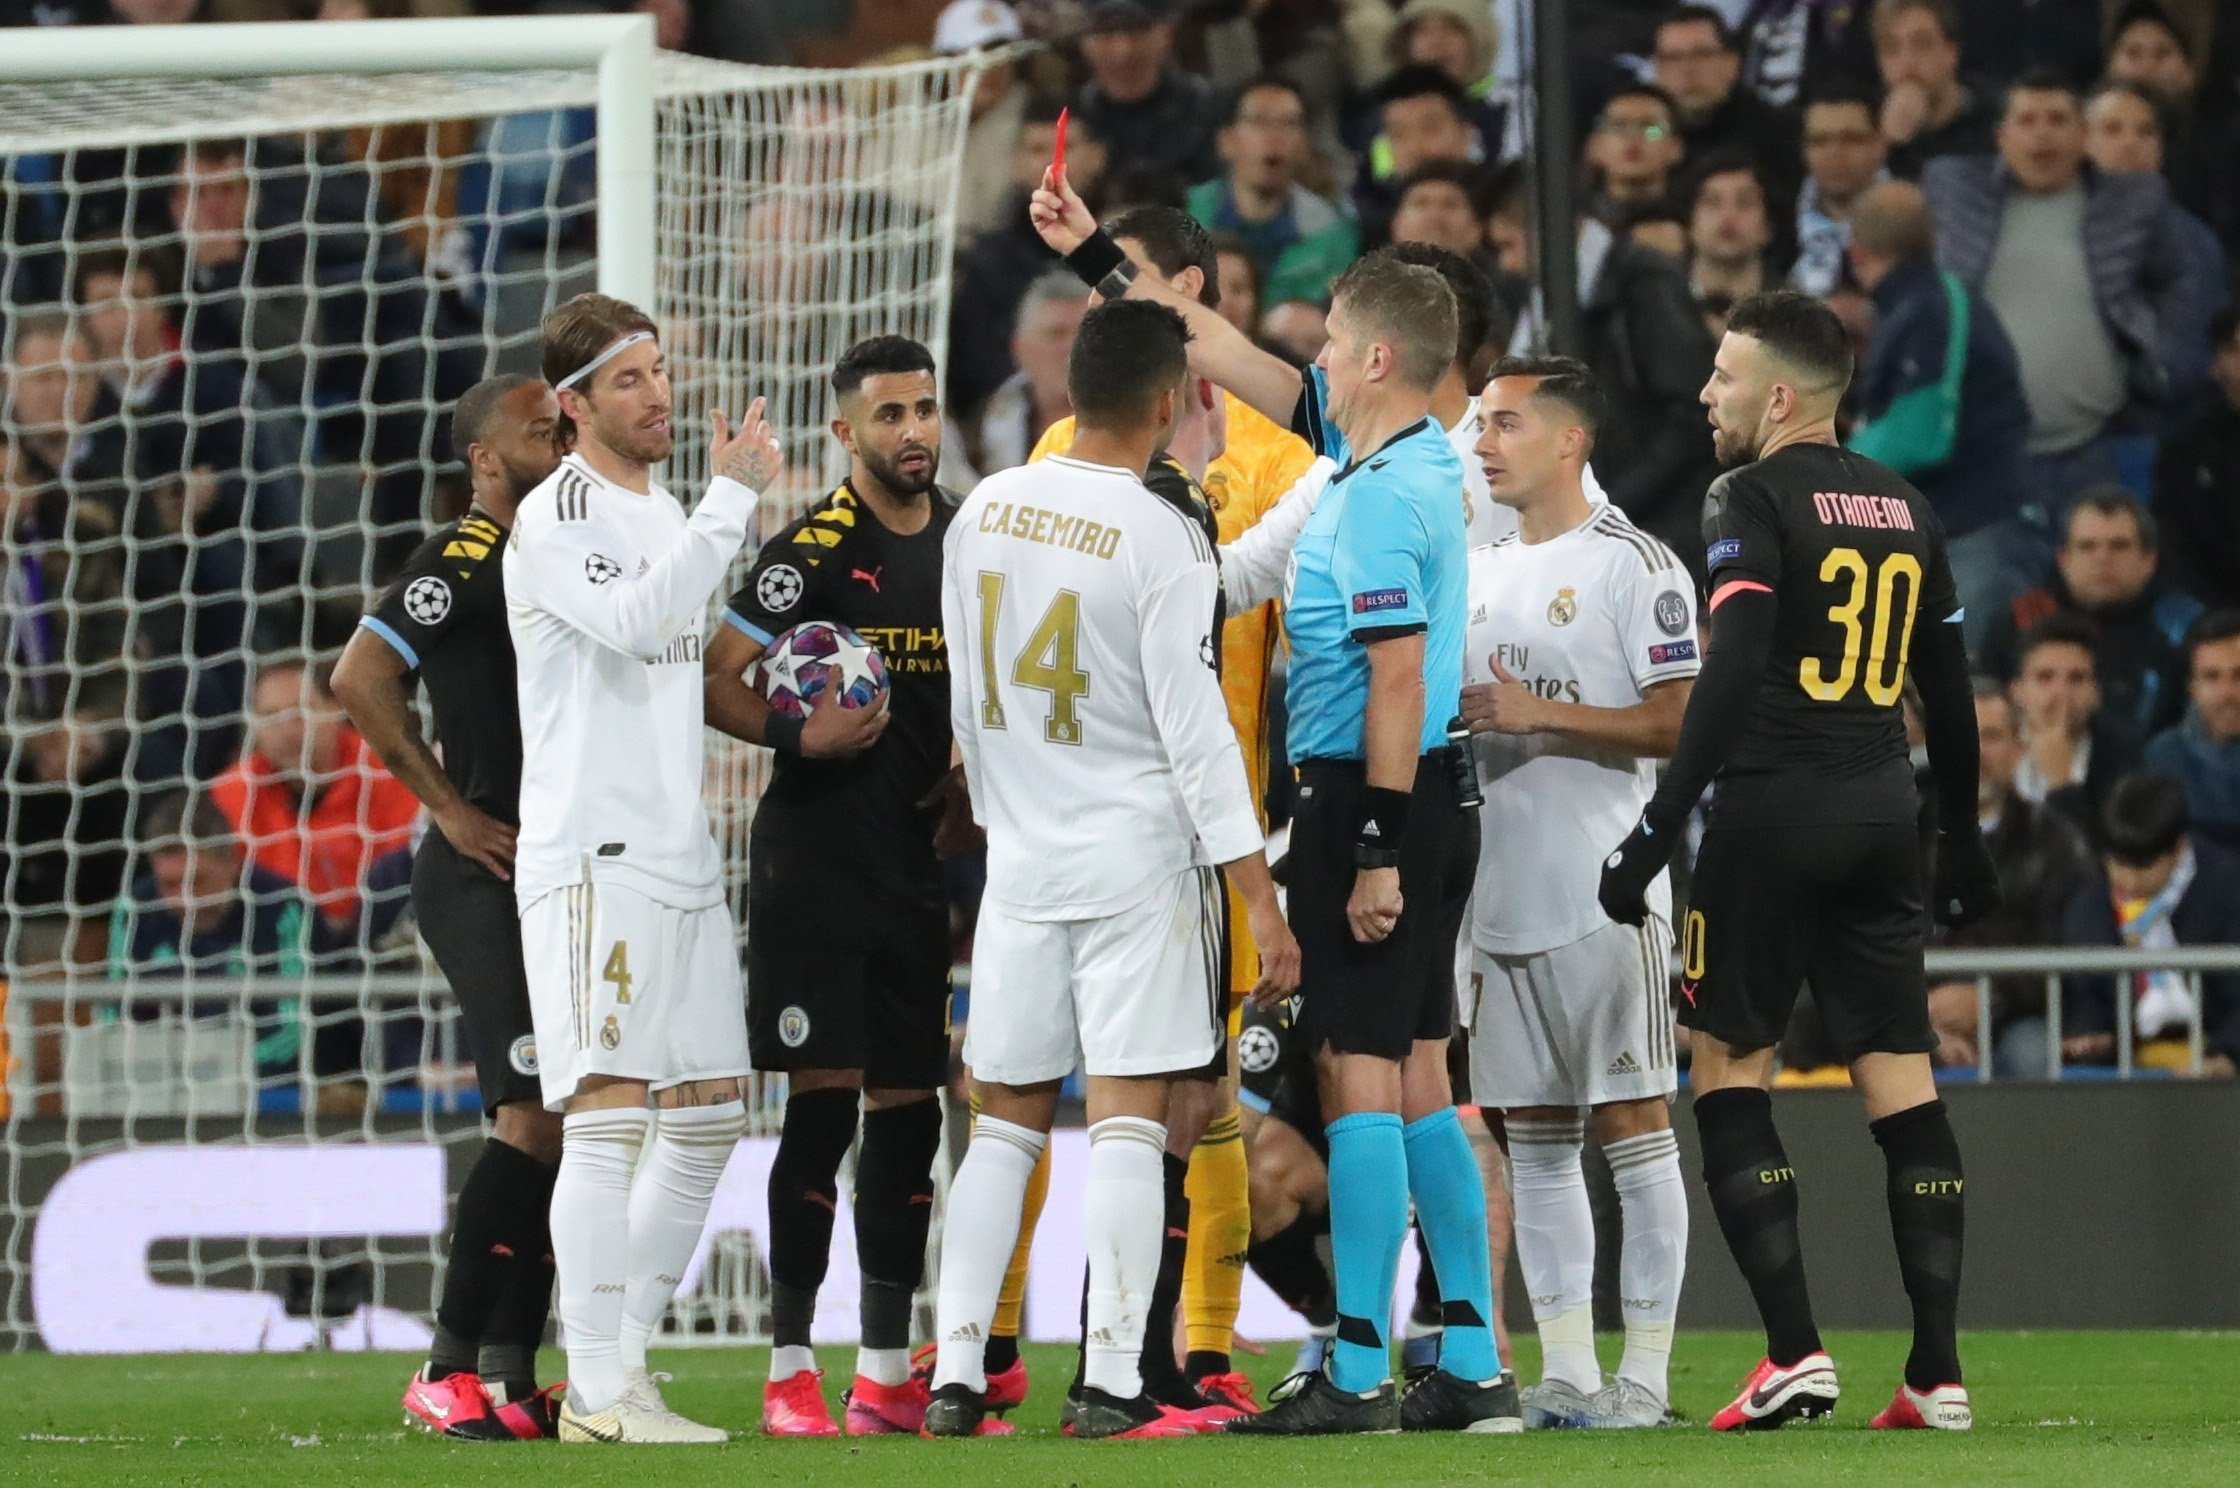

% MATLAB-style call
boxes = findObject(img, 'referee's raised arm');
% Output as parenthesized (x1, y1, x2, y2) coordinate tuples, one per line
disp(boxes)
(1029, 164, 1305, 428)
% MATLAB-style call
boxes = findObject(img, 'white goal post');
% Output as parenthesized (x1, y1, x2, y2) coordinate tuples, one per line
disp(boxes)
(0, 15, 661, 311)
(0, 17, 988, 1352)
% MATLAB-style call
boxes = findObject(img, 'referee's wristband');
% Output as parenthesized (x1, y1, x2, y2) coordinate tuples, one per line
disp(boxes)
(1354, 786, 1410, 868)
(765, 710, 805, 757)
(1064, 229, 1129, 292)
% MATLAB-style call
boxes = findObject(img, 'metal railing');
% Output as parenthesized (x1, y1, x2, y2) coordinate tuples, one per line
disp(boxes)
(1924, 945, 2240, 1081)
(8, 948, 2237, 1109)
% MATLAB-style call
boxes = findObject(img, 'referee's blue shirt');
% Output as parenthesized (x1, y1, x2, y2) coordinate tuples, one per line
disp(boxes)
(1284, 366, 1467, 763)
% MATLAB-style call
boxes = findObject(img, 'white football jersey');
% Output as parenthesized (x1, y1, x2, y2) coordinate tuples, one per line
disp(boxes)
(504, 453, 759, 910)
(1466, 506, 1700, 955)
(1451, 402, 1610, 549)
(944, 454, 1263, 920)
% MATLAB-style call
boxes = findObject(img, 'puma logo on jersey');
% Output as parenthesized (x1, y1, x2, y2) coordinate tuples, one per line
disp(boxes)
(851, 565, 883, 592)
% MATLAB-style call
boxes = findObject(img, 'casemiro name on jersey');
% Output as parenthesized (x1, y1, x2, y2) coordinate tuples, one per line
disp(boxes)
(976, 498, 1125, 560)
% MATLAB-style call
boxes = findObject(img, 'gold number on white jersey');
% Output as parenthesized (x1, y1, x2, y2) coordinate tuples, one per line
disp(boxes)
(976, 570, 1091, 745)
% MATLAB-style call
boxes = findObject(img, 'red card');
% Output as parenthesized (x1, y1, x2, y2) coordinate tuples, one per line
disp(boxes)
(1054, 106, 1069, 181)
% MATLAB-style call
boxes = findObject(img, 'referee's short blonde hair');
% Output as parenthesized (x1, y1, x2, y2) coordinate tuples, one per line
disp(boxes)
(1329, 251, 1457, 395)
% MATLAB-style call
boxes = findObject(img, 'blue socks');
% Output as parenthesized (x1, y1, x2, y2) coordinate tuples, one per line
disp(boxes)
(1403, 1106, 1501, 1382)
(1323, 1111, 1409, 1393)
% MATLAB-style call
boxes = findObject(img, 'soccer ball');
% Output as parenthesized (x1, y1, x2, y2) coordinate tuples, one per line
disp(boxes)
(756, 620, 890, 717)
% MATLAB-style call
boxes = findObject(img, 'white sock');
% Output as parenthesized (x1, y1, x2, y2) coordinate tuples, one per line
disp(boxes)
(770, 1344, 817, 1382)
(855, 1346, 910, 1387)
(1508, 1114, 1599, 1392)
(617, 1101, 747, 1378)
(1083, 1115, 1166, 1400)
(932, 1115, 1046, 1392)
(553, 1106, 652, 1413)
(1606, 1127, 1686, 1402)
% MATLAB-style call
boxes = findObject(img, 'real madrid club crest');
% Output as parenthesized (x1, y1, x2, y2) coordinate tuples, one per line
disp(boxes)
(600, 1015, 622, 1051)
(1547, 586, 1578, 626)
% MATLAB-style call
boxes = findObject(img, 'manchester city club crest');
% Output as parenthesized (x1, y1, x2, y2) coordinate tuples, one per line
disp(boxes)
(1547, 586, 1578, 626)
(778, 1006, 812, 1048)
(508, 1034, 538, 1075)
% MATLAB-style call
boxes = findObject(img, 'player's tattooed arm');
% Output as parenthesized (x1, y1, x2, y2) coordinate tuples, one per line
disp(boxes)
(710, 397, 785, 492)
(331, 623, 517, 879)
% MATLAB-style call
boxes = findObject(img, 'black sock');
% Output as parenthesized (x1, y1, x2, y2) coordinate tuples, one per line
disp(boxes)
(984, 1333, 1020, 1376)
(767, 1087, 860, 1348)
(1071, 1263, 1090, 1396)
(1137, 1153, 1193, 1401)
(854, 1099, 943, 1350)
(1409, 1224, 1442, 1328)
(1871, 1099, 1965, 1391)
(430, 1137, 556, 1379)
(478, 1342, 540, 1404)
(1248, 1209, 1335, 1329)
(1695, 1087, 1822, 1367)
(483, 1141, 557, 1370)
(1185, 1350, 1231, 1384)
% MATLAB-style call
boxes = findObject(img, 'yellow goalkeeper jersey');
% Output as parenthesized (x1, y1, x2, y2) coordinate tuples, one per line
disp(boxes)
(1030, 393, 1317, 992)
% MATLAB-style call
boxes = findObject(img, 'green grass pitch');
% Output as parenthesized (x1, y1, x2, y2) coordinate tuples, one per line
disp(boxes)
(5, 1333, 2235, 1486)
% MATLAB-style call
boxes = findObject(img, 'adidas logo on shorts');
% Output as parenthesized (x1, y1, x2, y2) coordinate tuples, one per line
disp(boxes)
(1606, 1051, 1642, 1077)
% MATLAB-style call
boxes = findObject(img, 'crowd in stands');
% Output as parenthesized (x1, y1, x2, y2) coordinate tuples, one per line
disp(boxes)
(927, 0, 2240, 1077)
(4, 0, 2240, 1088)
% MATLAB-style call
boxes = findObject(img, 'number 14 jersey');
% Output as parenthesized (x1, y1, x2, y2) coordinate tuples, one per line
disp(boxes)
(1700, 442, 1960, 830)
(941, 454, 1264, 922)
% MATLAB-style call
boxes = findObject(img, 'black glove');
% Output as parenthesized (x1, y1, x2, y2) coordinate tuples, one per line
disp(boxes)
(1933, 825, 2002, 929)
(1597, 816, 1674, 927)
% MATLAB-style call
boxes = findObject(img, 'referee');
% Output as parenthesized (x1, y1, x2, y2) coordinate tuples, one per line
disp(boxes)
(332, 374, 565, 1441)
(1033, 170, 1513, 1435)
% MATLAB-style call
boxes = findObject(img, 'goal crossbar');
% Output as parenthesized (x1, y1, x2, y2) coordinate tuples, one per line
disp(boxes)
(0, 16, 658, 307)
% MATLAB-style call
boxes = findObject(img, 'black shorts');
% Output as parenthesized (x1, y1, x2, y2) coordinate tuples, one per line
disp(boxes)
(412, 831, 539, 1110)
(746, 834, 951, 1089)
(1681, 820, 1933, 1061)
(1238, 998, 1326, 1151)
(1287, 756, 1478, 1062)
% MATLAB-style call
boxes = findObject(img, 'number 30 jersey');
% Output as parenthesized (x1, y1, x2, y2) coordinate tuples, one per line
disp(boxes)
(1700, 442, 1960, 829)
(942, 454, 1264, 922)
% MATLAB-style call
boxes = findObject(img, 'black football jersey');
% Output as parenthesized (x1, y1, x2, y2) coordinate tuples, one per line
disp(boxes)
(1699, 442, 1960, 828)
(724, 482, 957, 868)
(365, 507, 523, 822)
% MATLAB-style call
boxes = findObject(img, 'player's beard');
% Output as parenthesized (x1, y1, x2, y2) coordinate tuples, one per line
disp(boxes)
(498, 453, 557, 501)
(1710, 418, 1761, 468)
(589, 403, 675, 466)
(860, 441, 937, 499)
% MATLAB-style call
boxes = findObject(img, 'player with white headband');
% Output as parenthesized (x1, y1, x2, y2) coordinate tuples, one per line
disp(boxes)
(503, 293, 786, 1445)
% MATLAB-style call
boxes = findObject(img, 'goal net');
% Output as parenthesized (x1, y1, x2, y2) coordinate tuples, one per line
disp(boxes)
(0, 20, 986, 1353)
